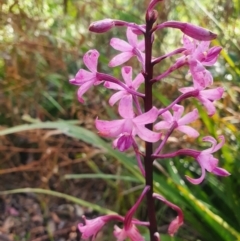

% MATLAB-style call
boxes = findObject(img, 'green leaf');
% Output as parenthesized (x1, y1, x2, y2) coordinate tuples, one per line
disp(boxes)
(0, 188, 115, 215)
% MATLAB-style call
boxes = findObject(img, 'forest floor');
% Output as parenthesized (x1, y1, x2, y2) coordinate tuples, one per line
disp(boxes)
(0, 128, 109, 241)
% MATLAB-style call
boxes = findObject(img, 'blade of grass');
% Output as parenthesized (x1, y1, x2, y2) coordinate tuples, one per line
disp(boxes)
(64, 173, 141, 182)
(0, 188, 115, 215)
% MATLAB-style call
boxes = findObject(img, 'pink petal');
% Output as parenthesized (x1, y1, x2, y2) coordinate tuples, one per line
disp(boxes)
(182, 35, 194, 51)
(202, 46, 222, 66)
(133, 107, 158, 125)
(110, 38, 133, 51)
(179, 86, 195, 94)
(200, 87, 224, 101)
(132, 73, 144, 89)
(176, 125, 199, 138)
(161, 110, 173, 122)
(77, 81, 94, 103)
(114, 225, 144, 241)
(126, 28, 138, 47)
(154, 121, 172, 130)
(78, 216, 106, 240)
(116, 134, 134, 151)
(109, 52, 133, 67)
(121, 66, 133, 86)
(185, 165, 206, 185)
(198, 97, 216, 116)
(135, 125, 161, 142)
(119, 119, 133, 134)
(118, 95, 134, 119)
(172, 105, 184, 121)
(104, 81, 124, 90)
(95, 119, 125, 137)
(201, 136, 217, 154)
(197, 153, 218, 172)
(109, 91, 126, 106)
(114, 225, 127, 241)
(193, 41, 210, 60)
(212, 167, 230, 176)
(189, 60, 213, 89)
(137, 39, 145, 51)
(83, 49, 99, 73)
(213, 135, 225, 152)
(178, 109, 199, 125)
(168, 216, 182, 237)
(72, 69, 96, 84)
(127, 225, 145, 241)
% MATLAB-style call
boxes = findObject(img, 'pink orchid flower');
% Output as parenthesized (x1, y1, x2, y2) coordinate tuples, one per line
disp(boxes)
(154, 104, 199, 138)
(179, 86, 224, 116)
(96, 106, 161, 151)
(181, 35, 222, 89)
(113, 186, 149, 241)
(104, 66, 144, 114)
(109, 27, 145, 67)
(186, 135, 230, 185)
(69, 49, 102, 103)
(79, 215, 123, 240)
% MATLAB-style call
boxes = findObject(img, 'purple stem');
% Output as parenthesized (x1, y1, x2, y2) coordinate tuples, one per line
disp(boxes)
(144, 14, 158, 241)
(153, 122, 177, 156)
(133, 141, 145, 176)
(97, 72, 145, 98)
(124, 186, 150, 228)
(151, 60, 186, 83)
(152, 47, 186, 66)
(158, 89, 199, 117)
(152, 148, 200, 159)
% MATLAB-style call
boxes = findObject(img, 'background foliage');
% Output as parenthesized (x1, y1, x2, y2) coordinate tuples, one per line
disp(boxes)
(0, 0, 240, 240)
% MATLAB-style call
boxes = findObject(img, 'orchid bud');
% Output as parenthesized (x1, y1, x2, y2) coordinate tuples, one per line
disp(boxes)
(157, 21, 217, 41)
(89, 19, 115, 33)
(181, 23, 217, 41)
(146, 9, 158, 23)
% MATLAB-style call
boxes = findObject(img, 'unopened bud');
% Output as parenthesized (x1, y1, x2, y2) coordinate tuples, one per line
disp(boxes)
(181, 23, 217, 41)
(157, 21, 217, 41)
(146, 9, 158, 23)
(89, 19, 115, 33)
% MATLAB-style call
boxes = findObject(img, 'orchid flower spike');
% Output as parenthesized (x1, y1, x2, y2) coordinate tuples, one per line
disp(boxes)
(114, 186, 150, 241)
(186, 135, 230, 184)
(69, 49, 102, 103)
(109, 27, 145, 67)
(155, 104, 199, 138)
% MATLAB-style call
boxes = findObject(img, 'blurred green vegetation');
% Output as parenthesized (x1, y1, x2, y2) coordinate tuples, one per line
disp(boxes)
(0, 0, 240, 241)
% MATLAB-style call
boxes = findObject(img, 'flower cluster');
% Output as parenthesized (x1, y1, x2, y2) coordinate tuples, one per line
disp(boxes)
(69, 0, 229, 240)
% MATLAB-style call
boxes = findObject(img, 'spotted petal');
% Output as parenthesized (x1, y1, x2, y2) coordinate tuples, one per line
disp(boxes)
(83, 49, 99, 73)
